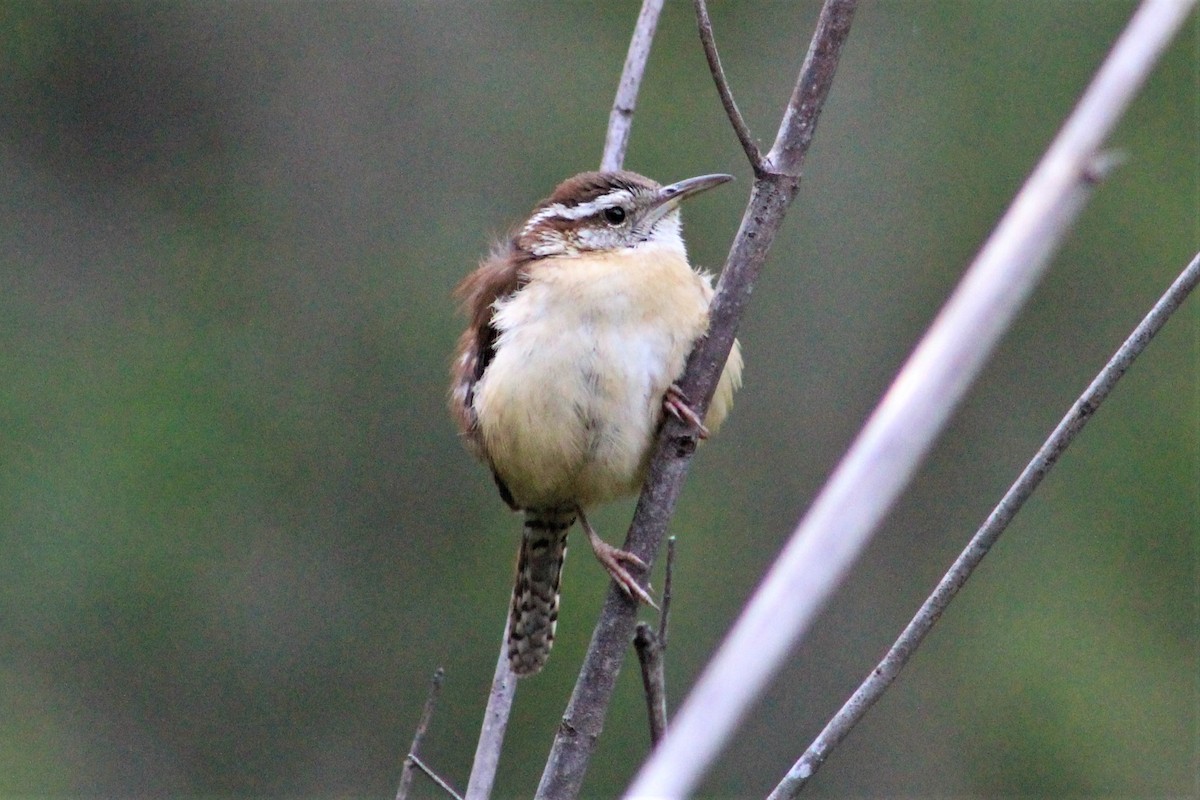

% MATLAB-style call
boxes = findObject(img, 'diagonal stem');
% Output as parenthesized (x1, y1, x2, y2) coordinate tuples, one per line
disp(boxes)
(409, 754, 464, 800)
(769, 249, 1200, 799)
(601, 0, 667, 172)
(463, 621, 517, 800)
(397, 667, 447, 800)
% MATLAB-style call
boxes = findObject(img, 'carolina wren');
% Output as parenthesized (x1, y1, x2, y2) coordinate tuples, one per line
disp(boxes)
(450, 170, 742, 676)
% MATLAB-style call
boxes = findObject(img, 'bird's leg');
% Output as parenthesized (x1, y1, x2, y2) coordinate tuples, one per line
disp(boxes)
(663, 383, 709, 439)
(577, 507, 658, 608)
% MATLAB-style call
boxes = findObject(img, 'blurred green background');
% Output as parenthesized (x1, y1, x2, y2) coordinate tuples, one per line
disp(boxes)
(0, 1, 1195, 797)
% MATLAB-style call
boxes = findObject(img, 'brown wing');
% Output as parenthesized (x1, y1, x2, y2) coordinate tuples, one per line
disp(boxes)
(448, 241, 527, 458)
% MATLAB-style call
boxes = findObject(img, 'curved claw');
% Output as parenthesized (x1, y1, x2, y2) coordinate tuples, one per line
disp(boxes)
(603, 548, 658, 609)
(577, 507, 658, 609)
(664, 384, 709, 439)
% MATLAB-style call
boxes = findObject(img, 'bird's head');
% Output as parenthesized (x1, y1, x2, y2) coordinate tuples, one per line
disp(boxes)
(515, 170, 732, 259)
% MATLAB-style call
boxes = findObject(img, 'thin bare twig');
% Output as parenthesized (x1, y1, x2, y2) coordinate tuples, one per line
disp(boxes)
(658, 536, 676, 649)
(601, 0, 666, 172)
(693, 0, 764, 172)
(626, 1, 1194, 796)
(397, 668, 450, 800)
(535, 4, 858, 799)
(634, 623, 668, 746)
(408, 754, 464, 800)
(633, 536, 678, 745)
(769, 251, 1200, 799)
(464, 4, 665, 799)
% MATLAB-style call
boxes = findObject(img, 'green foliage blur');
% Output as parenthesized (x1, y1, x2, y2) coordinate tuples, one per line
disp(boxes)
(0, 1, 1194, 797)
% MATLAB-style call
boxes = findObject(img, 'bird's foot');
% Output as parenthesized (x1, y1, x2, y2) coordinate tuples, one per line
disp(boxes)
(663, 383, 709, 439)
(578, 508, 657, 608)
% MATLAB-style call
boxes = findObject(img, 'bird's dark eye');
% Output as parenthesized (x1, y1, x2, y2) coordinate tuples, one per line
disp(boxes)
(602, 206, 626, 225)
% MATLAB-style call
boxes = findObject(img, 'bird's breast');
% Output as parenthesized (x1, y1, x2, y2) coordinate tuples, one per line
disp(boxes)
(473, 245, 712, 509)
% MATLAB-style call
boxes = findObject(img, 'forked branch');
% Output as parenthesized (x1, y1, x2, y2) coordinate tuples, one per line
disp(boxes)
(633, 536, 678, 745)
(536, 3, 859, 798)
(397, 668, 458, 800)
(633, 623, 667, 746)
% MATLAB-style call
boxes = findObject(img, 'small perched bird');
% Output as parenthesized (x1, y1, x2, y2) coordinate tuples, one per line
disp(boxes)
(450, 170, 742, 676)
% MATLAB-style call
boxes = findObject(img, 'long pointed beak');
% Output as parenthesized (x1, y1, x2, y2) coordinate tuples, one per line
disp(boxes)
(646, 173, 733, 222)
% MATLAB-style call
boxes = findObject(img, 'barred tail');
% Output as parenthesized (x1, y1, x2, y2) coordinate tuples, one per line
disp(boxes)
(508, 508, 575, 676)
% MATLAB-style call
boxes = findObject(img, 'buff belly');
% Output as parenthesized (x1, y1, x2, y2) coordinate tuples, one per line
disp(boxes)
(472, 248, 711, 511)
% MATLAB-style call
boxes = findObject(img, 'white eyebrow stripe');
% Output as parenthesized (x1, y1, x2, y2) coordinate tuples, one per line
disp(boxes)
(520, 190, 635, 235)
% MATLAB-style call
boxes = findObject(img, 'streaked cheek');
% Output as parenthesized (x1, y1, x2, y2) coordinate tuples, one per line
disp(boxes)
(577, 227, 621, 252)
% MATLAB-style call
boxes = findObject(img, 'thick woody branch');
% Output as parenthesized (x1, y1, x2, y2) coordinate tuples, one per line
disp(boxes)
(535, 3, 858, 798)
(769, 250, 1200, 799)
(766, 0, 858, 177)
(626, 1, 1194, 797)
(465, 3, 665, 798)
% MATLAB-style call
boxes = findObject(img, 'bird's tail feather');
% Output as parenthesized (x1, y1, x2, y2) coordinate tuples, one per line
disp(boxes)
(508, 508, 575, 676)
